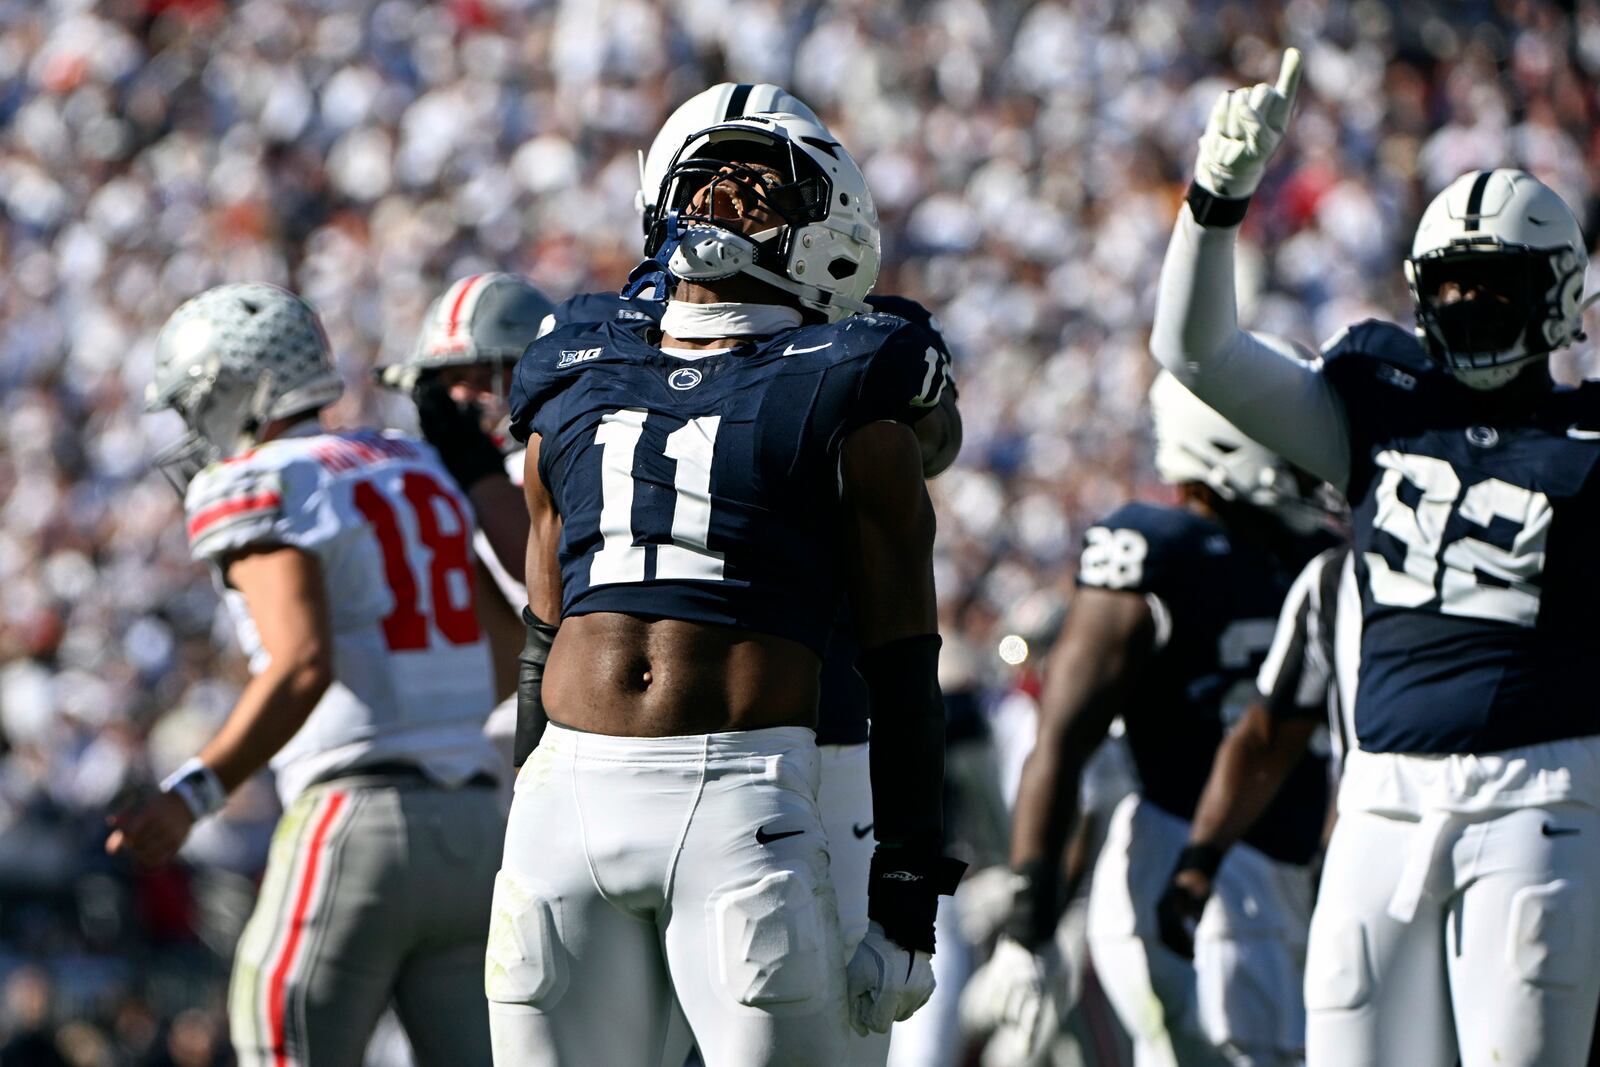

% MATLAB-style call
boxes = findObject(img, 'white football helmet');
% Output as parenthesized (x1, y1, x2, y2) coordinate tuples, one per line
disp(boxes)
(1405, 168, 1591, 390)
(146, 284, 343, 483)
(1149, 372, 1334, 535)
(637, 83, 822, 237)
(645, 112, 880, 321)
(377, 273, 555, 391)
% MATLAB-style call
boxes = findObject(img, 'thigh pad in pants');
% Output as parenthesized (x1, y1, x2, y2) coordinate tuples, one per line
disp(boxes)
(710, 869, 831, 1014)
(485, 870, 568, 1009)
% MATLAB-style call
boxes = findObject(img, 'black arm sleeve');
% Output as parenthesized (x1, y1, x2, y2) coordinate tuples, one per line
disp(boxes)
(515, 606, 559, 765)
(857, 633, 966, 953)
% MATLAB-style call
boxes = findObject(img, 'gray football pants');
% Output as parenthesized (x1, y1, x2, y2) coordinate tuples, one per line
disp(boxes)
(229, 779, 503, 1067)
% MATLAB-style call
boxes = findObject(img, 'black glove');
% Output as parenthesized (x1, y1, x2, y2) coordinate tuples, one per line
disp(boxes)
(413, 376, 506, 493)
(999, 858, 1061, 950)
(514, 607, 559, 766)
(1156, 843, 1223, 959)
(867, 846, 967, 955)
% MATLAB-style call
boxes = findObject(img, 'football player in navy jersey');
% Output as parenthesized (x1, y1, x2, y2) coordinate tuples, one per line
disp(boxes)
(994, 372, 1333, 1066)
(483, 111, 963, 1066)
(1153, 46, 1600, 1067)
(543, 82, 963, 1067)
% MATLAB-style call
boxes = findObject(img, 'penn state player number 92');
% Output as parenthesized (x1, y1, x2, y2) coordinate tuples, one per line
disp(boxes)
(1366, 449, 1550, 626)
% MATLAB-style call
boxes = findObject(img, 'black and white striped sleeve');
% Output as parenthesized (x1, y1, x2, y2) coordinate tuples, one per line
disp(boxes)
(1256, 547, 1349, 721)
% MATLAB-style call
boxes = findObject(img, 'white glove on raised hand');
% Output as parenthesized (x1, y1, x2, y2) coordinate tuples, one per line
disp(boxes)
(958, 937, 1054, 1061)
(1194, 47, 1303, 199)
(846, 920, 936, 1035)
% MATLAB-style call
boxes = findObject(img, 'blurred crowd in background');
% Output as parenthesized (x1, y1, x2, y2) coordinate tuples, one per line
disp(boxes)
(4, 0, 1600, 1063)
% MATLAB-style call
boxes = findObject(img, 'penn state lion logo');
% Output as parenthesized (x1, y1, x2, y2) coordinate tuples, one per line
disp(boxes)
(668, 367, 702, 391)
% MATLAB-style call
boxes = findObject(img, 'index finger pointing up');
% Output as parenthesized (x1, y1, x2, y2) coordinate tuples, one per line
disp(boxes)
(1275, 47, 1303, 103)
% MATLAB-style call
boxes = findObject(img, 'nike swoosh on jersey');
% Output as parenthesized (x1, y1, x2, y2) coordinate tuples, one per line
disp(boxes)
(852, 822, 874, 839)
(1541, 823, 1580, 837)
(755, 825, 805, 845)
(1566, 425, 1600, 440)
(782, 342, 833, 357)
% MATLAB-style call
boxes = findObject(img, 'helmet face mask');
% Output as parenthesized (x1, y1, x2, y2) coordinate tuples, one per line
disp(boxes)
(1405, 169, 1589, 390)
(637, 83, 824, 238)
(643, 114, 881, 321)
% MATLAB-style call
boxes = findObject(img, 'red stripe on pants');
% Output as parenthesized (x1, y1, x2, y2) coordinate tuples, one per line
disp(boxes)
(267, 792, 347, 1067)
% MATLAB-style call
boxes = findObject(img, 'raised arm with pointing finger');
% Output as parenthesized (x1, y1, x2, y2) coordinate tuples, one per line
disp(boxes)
(1151, 48, 1352, 490)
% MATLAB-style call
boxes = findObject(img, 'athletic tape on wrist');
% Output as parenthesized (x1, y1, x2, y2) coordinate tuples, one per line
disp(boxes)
(1186, 183, 1251, 228)
(160, 757, 226, 821)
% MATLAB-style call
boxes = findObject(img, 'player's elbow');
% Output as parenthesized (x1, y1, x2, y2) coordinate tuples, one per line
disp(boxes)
(280, 640, 335, 698)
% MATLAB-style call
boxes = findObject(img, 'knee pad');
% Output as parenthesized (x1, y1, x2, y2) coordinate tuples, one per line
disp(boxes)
(1507, 879, 1590, 989)
(485, 870, 567, 1009)
(710, 870, 834, 1013)
(1303, 912, 1373, 1013)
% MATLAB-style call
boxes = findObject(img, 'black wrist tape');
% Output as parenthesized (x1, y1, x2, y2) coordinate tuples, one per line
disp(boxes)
(1186, 182, 1251, 228)
(867, 847, 968, 955)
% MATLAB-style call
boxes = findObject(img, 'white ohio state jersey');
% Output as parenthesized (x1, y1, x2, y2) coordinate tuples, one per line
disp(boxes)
(185, 426, 499, 804)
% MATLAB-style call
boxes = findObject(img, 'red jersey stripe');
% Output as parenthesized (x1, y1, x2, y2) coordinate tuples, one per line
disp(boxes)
(187, 492, 283, 541)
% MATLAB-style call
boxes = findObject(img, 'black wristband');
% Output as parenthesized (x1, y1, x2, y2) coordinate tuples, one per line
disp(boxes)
(515, 607, 559, 765)
(1175, 842, 1225, 880)
(867, 847, 967, 955)
(1186, 182, 1251, 228)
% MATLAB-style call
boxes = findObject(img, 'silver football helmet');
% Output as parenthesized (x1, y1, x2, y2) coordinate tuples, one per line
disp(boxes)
(1405, 169, 1591, 390)
(1149, 371, 1336, 535)
(146, 284, 342, 485)
(377, 273, 555, 392)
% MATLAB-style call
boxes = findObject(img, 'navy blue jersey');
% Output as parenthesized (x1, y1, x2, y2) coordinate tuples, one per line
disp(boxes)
(541, 291, 952, 745)
(508, 313, 948, 655)
(548, 290, 663, 331)
(1324, 321, 1600, 755)
(1077, 501, 1327, 865)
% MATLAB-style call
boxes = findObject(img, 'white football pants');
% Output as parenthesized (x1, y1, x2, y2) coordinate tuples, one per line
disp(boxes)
(1088, 794, 1312, 1067)
(486, 724, 850, 1067)
(1305, 803, 1600, 1067)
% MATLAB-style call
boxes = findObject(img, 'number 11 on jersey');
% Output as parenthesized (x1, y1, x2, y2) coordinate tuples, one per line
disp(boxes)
(591, 408, 725, 586)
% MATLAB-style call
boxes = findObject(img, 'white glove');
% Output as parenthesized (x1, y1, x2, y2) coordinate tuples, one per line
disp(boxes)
(1194, 47, 1303, 199)
(958, 937, 1053, 1059)
(954, 865, 1030, 946)
(846, 920, 936, 1036)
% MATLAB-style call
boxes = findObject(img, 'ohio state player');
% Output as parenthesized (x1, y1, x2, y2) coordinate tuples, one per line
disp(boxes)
(117, 284, 502, 1067)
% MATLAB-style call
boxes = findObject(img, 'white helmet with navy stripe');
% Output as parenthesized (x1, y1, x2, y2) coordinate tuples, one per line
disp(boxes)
(1405, 168, 1591, 390)
(1149, 371, 1336, 535)
(637, 83, 823, 237)
(378, 273, 555, 391)
(147, 283, 342, 482)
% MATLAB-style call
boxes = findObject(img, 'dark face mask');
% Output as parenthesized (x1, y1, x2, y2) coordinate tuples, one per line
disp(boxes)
(1412, 248, 1552, 360)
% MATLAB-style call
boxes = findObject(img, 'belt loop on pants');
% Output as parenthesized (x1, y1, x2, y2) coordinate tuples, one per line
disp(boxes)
(1386, 810, 1460, 923)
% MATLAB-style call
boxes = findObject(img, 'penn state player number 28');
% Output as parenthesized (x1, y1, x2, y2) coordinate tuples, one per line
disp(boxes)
(592, 408, 725, 585)
(1367, 449, 1550, 626)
